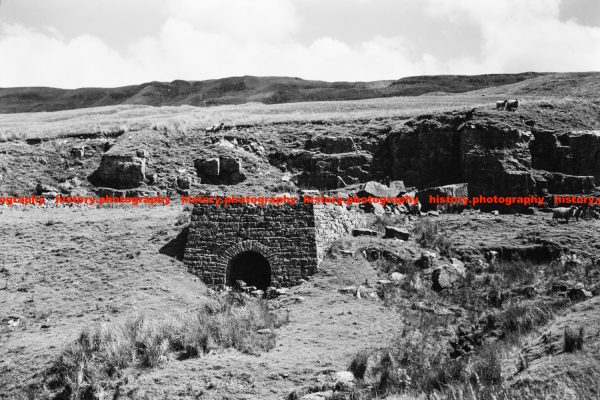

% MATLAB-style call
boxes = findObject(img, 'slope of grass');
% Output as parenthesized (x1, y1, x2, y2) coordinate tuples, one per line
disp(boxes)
(35, 292, 287, 399)
(0, 94, 524, 143)
(0, 73, 549, 113)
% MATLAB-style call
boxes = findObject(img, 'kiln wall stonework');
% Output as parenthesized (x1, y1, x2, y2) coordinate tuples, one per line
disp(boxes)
(184, 201, 366, 287)
(314, 204, 367, 261)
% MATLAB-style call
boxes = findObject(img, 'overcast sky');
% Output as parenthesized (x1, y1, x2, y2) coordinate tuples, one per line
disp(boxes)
(0, 0, 599, 88)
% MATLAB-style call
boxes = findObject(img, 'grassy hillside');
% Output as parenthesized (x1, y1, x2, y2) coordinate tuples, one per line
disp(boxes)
(0, 73, 547, 113)
(473, 72, 600, 100)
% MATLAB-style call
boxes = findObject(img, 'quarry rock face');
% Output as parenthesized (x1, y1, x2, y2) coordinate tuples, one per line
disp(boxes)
(459, 122, 535, 199)
(289, 150, 372, 190)
(385, 115, 464, 188)
(306, 136, 357, 154)
(90, 153, 147, 189)
(531, 130, 600, 181)
(383, 111, 599, 201)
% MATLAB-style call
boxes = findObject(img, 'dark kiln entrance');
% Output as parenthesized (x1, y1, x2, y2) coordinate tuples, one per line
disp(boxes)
(227, 251, 271, 290)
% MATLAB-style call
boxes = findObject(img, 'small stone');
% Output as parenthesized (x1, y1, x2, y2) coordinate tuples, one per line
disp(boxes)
(136, 149, 148, 158)
(352, 228, 378, 237)
(390, 272, 405, 282)
(339, 286, 357, 294)
(384, 226, 410, 240)
(300, 391, 333, 400)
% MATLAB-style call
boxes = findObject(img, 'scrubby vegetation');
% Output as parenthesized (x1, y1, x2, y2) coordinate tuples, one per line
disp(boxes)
(36, 293, 287, 400)
(414, 219, 453, 256)
(347, 247, 600, 400)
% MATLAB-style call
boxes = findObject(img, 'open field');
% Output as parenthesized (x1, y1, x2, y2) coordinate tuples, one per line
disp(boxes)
(0, 94, 508, 143)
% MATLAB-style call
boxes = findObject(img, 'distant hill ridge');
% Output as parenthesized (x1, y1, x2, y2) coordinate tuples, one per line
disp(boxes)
(1, 72, 597, 113)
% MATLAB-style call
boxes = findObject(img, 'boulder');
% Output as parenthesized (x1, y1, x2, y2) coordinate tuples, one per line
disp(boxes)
(384, 226, 410, 240)
(333, 371, 355, 391)
(194, 155, 246, 184)
(432, 262, 466, 292)
(389, 180, 407, 194)
(220, 156, 242, 174)
(196, 158, 220, 177)
(352, 228, 378, 237)
(90, 153, 146, 189)
(356, 181, 396, 198)
(177, 175, 192, 190)
(417, 183, 468, 212)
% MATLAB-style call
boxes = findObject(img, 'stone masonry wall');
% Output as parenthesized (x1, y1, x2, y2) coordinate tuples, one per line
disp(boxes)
(313, 204, 368, 263)
(184, 202, 319, 287)
(184, 201, 367, 288)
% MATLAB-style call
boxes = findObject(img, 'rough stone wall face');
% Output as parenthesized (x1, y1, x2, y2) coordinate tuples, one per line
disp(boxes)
(313, 204, 367, 262)
(184, 203, 320, 287)
(184, 201, 367, 287)
(531, 130, 600, 182)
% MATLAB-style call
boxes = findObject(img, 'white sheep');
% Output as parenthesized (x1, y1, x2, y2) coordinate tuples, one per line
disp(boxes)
(552, 206, 577, 223)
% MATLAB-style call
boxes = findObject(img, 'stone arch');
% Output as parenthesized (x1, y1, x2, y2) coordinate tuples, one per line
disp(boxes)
(219, 241, 276, 290)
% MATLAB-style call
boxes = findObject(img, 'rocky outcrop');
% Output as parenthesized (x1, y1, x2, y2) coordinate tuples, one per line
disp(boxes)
(385, 114, 464, 188)
(533, 170, 595, 194)
(287, 150, 372, 190)
(382, 111, 598, 205)
(89, 153, 147, 189)
(306, 136, 356, 154)
(194, 155, 246, 184)
(459, 121, 535, 199)
(530, 130, 600, 181)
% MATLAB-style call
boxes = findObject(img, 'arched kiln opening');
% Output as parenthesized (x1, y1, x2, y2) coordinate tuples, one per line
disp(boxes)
(227, 251, 271, 290)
